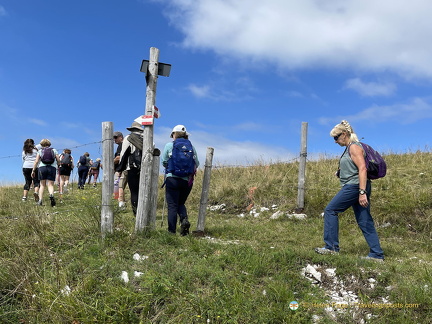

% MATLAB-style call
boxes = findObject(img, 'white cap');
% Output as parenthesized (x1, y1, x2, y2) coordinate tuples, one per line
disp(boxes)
(170, 125, 189, 137)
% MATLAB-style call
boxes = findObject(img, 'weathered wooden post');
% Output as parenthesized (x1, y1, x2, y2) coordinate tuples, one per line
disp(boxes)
(296, 122, 308, 212)
(101, 121, 114, 236)
(135, 47, 171, 232)
(195, 147, 214, 235)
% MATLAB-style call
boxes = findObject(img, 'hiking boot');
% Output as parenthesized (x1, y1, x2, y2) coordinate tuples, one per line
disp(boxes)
(180, 218, 190, 236)
(37, 200, 43, 206)
(22, 197, 27, 202)
(49, 195, 56, 207)
(360, 256, 384, 263)
(34, 192, 39, 202)
(315, 247, 339, 255)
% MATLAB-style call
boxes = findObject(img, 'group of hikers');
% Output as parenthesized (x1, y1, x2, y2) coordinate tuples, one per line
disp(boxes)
(21, 122, 200, 237)
(21, 119, 385, 260)
(21, 139, 103, 207)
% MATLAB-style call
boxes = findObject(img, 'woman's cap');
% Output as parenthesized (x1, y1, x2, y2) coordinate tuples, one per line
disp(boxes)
(170, 125, 189, 138)
(126, 121, 144, 133)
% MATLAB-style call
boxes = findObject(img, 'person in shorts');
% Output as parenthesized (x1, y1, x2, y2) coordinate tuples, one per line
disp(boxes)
(31, 139, 61, 207)
(59, 148, 74, 198)
(88, 158, 102, 187)
(113, 131, 128, 207)
(118, 122, 144, 215)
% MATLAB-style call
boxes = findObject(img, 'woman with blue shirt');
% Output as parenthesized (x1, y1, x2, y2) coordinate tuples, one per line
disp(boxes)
(315, 120, 384, 261)
(162, 125, 199, 235)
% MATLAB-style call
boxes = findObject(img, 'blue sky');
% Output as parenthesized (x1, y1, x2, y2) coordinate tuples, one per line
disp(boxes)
(2, 0, 432, 185)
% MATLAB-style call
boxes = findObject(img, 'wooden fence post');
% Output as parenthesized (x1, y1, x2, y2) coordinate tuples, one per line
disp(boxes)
(296, 122, 308, 212)
(195, 147, 214, 235)
(135, 47, 159, 232)
(101, 121, 114, 236)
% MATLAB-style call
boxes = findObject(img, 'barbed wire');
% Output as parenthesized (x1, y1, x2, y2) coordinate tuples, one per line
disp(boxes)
(0, 140, 104, 160)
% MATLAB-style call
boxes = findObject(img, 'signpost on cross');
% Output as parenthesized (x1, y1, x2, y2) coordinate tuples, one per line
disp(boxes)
(135, 47, 171, 233)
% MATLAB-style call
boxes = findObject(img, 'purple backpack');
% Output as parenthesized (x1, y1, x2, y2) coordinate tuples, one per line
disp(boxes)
(41, 147, 55, 165)
(350, 142, 387, 179)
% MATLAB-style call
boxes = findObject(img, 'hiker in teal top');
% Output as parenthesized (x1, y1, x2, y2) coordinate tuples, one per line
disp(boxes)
(315, 120, 384, 261)
(162, 125, 199, 235)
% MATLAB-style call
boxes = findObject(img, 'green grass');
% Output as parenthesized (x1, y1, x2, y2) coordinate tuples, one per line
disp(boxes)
(0, 151, 431, 323)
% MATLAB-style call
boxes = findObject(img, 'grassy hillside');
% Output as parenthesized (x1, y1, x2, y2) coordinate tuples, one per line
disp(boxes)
(0, 151, 431, 323)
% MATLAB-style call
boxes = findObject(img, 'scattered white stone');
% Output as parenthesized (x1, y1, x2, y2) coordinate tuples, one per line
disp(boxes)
(134, 271, 144, 277)
(238, 213, 245, 218)
(325, 268, 336, 277)
(260, 207, 270, 212)
(249, 208, 260, 217)
(380, 222, 391, 228)
(262, 289, 267, 296)
(133, 253, 149, 261)
(60, 285, 71, 296)
(271, 204, 278, 210)
(208, 204, 226, 211)
(270, 210, 285, 219)
(287, 213, 307, 220)
(121, 271, 129, 283)
(301, 264, 322, 283)
(320, 212, 324, 217)
(381, 296, 390, 304)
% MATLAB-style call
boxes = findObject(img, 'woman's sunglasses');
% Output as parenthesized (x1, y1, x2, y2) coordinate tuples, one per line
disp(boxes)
(333, 133, 343, 141)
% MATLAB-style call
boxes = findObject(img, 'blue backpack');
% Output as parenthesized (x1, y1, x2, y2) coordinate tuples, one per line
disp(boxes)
(79, 155, 87, 165)
(349, 142, 387, 179)
(167, 138, 196, 177)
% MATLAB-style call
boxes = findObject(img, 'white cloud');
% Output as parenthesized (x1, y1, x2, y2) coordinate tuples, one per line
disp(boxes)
(344, 78, 396, 97)
(154, 126, 296, 167)
(187, 84, 211, 98)
(319, 97, 432, 125)
(161, 0, 432, 79)
(287, 91, 304, 98)
(28, 118, 47, 126)
(186, 76, 257, 101)
(1, 103, 17, 119)
(0, 6, 7, 17)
